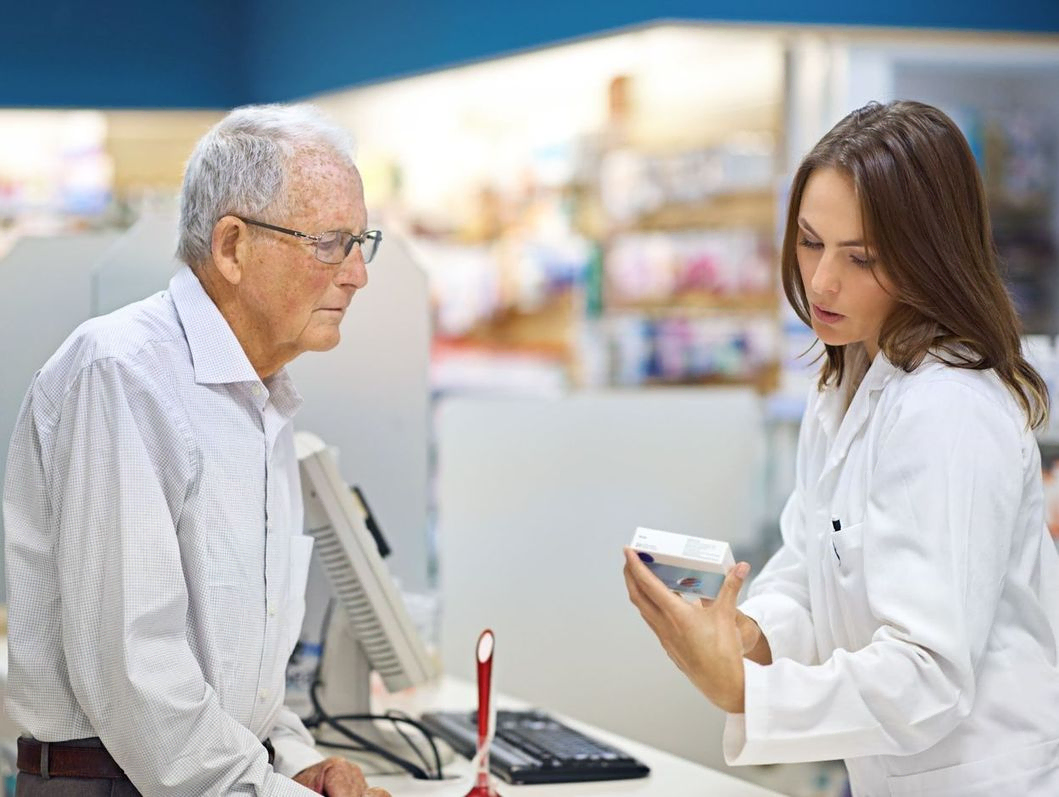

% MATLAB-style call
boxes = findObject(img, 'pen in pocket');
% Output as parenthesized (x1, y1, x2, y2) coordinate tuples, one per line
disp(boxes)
(831, 517, 842, 564)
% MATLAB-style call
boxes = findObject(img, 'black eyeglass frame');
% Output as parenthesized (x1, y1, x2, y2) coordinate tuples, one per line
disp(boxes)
(233, 215, 382, 264)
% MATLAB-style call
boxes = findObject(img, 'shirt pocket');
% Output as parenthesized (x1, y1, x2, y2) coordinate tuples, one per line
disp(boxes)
(286, 534, 315, 655)
(886, 737, 1059, 796)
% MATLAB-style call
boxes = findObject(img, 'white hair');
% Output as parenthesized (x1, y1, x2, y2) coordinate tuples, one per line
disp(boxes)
(176, 103, 355, 267)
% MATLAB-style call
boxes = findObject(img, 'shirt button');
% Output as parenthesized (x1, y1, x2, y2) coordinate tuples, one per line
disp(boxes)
(267, 599, 277, 616)
(251, 384, 263, 397)
(259, 688, 270, 701)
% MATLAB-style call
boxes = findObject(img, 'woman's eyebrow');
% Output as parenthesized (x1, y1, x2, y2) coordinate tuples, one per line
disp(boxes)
(798, 218, 864, 247)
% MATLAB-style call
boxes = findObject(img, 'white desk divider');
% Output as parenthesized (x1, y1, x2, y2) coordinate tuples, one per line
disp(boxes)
(289, 231, 432, 593)
(435, 388, 766, 774)
(90, 202, 182, 316)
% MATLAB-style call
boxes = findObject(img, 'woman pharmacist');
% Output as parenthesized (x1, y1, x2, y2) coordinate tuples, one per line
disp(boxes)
(624, 100, 1059, 796)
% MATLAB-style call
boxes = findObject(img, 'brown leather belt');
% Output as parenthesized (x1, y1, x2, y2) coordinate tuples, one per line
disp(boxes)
(17, 737, 277, 779)
(17, 738, 126, 779)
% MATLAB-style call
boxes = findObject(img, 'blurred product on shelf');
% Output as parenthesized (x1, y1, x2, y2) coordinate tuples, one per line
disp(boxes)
(0, 110, 115, 259)
(430, 341, 569, 397)
(598, 139, 775, 224)
(603, 314, 777, 389)
(984, 110, 1057, 334)
(604, 229, 774, 303)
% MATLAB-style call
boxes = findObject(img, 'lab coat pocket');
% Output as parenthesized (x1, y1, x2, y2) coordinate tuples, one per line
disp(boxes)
(286, 534, 315, 655)
(829, 521, 863, 580)
(829, 521, 871, 648)
(886, 737, 1059, 796)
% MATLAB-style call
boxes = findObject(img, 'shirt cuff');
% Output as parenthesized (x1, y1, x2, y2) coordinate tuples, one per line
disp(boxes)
(271, 736, 325, 780)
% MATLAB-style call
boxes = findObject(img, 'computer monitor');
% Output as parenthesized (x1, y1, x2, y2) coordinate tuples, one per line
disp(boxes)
(294, 431, 438, 758)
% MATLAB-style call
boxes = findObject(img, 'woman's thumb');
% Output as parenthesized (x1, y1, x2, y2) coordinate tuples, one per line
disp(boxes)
(717, 561, 750, 608)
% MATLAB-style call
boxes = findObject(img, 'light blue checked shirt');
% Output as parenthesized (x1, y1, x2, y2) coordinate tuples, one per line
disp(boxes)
(4, 265, 323, 795)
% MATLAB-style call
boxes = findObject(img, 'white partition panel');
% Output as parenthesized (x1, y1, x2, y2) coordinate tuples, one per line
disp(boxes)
(0, 232, 120, 600)
(435, 389, 765, 774)
(91, 203, 182, 315)
(289, 232, 431, 592)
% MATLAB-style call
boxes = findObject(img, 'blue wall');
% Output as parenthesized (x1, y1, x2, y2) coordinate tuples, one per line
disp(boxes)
(243, 0, 1059, 103)
(0, 0, 245, 108)
(3, 0, 1059, 108)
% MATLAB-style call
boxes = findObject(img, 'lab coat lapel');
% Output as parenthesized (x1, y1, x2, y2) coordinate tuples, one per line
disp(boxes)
(818, 352, 900, 482)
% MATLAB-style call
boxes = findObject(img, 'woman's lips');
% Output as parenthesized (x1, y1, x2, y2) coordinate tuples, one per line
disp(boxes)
(812, 304, 844, 324)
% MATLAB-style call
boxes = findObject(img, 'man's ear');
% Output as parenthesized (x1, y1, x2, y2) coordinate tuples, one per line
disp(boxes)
(212, 216, 247, 285)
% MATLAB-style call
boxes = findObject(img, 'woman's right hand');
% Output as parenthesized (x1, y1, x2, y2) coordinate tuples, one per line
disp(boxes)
(699, 597, 771, 664)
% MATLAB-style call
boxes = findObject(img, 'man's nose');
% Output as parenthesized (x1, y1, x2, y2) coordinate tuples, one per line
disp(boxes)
(334, 248, 368, 290)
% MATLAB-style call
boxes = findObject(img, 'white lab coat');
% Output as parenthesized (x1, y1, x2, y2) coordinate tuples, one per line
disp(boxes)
(725, 351, 1059, 796)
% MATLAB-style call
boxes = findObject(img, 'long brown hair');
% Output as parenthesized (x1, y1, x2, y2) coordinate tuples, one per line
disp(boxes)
(781, 100, 1049, 428)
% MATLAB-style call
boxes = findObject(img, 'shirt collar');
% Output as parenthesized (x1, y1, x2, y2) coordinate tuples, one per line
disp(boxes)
(169, 266, 261, 387)
(169, 267, 304, 418)
(264, 369, 303, 419)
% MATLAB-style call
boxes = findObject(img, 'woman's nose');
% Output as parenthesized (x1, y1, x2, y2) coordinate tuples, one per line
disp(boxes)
(811, 252, 840, 295)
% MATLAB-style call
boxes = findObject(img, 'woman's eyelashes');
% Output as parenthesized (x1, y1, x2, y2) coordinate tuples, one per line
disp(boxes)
(798, 237, 874, 268)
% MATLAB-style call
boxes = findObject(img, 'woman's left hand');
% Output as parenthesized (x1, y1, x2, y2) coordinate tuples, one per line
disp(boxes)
(623, 547, 750, 713)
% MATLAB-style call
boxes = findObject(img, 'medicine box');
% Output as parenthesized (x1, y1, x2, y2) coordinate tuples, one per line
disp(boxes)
(630, 526, 735, 595)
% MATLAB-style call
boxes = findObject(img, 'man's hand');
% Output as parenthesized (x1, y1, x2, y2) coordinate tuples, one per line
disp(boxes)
(623, 547, 750, 713)
(293, 757, 391, 796)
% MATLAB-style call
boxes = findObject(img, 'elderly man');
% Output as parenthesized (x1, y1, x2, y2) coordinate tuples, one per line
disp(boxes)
(4, 105, 390, 796)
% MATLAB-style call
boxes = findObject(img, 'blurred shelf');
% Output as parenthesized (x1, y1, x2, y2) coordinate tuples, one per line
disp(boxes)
(629, 189, 776, 232)
(437, 291, 573, 357)
(638, 362, 780, 393)
(605, 291, 778, 314)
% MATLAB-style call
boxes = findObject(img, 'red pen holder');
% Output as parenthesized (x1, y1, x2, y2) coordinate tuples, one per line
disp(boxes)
(464, 629, 501, 797)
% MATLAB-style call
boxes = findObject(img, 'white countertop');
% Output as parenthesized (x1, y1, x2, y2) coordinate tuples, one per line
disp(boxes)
(363, 676, 785, 797)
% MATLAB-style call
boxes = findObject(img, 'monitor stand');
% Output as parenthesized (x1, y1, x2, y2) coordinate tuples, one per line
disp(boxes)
(313, 609, 453, 776)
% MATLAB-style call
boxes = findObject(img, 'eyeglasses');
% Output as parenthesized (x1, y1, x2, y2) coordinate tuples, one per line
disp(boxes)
(234, 216, 383, 265)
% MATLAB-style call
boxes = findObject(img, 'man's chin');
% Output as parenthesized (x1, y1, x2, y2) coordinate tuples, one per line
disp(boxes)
(302, 331, 342, 353)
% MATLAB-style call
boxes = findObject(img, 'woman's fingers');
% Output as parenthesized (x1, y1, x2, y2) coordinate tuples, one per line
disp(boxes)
(715, 562, 751, 612)
(623, 547, 672, 605)
(624, 556, 666, 629)
(623, 548, 687, 618)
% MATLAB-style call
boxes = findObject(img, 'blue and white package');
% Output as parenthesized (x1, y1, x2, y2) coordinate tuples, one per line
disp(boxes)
(630, 526, 734, 595)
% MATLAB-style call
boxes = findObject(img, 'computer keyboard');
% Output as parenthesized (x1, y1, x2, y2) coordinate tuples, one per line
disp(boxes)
(419, 709, 651, 785)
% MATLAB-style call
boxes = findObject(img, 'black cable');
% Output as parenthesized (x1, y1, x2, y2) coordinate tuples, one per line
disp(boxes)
(317, 709, 443, 779)
(386, 709, 441, 779)
(302, 599, 442, 779)
(320, 709, 442, 779)
(314, 740, 369, 753)
(386, 712, 430, 774)
(309, 678, 433, 780)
